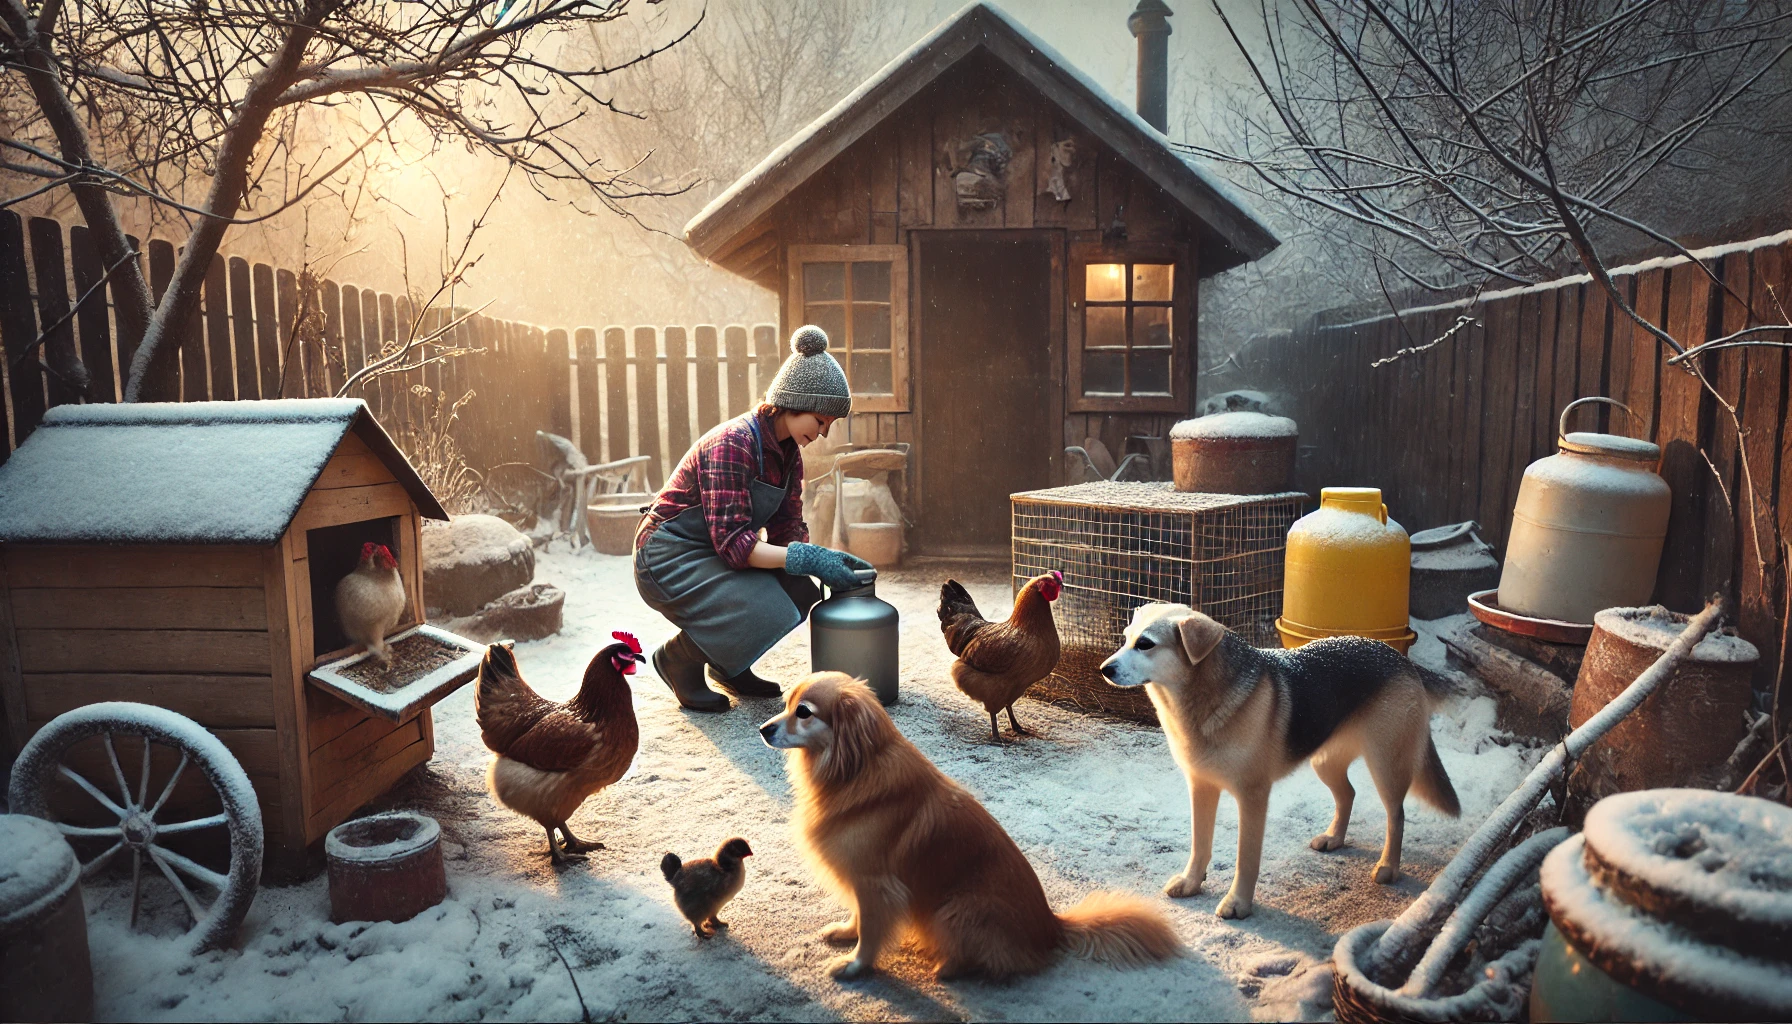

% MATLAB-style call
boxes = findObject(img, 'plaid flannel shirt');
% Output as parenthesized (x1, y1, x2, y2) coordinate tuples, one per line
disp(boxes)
(638, 409, 808, 569)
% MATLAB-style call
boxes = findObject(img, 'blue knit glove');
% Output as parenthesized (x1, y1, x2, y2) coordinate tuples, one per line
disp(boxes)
(785, 542, 874, 591)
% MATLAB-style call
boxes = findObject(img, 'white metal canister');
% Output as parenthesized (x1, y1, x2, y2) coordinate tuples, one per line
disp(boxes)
(1497, 398, 1670, 625)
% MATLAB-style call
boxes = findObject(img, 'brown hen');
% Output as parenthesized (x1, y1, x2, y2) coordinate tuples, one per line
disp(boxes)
(474, 632, 642, 863)
(938, 572, 1062, 742)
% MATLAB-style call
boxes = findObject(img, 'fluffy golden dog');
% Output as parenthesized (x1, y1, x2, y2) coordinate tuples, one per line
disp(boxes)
(760, 672, 1179, 981)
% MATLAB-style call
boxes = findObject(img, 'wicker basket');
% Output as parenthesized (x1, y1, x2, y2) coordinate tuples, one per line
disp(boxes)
(1012, 483, 1305, 725)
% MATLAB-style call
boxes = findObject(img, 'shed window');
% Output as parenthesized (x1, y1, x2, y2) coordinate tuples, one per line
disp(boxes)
(787, 245, 908, 413)
(1070, 248, 1190, 412)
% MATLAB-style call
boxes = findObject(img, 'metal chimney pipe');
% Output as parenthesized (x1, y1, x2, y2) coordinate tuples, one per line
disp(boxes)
(1128, 0, 1173, 133)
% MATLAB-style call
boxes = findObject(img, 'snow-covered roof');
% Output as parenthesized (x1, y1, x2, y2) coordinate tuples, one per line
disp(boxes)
(0, 398, 448, 546)
(684, 1, 1279, 277)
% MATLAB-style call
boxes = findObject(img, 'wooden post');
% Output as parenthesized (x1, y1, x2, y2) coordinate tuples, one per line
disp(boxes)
(664, 325, 693, 464)
(724, 324, 750, 417)
(228, 257, 258, 400)
(68, 226, 119, 403)
(390, 296, 413, 437)
(694, 324, 722, 434)
(204, 254, 234, 402)
(604, 325, 629, 462)
(633, 327, 663, 488)
(114, 234, 145, 378)
(0, 212, 44, 454)
(320, 280, 343, 399)
(26, 218, 80, 409)
(253, 263, 281, 401)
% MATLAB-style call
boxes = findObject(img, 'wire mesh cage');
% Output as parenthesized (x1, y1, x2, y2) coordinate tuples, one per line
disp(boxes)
(1012, 482, 1307, 723)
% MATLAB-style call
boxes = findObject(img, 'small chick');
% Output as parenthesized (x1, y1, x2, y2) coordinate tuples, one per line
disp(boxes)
(660, 837, 753, 938)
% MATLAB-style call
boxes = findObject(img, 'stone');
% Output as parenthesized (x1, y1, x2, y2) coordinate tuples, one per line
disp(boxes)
(433, 584, 565, 643)
(421, 514, 534, 616)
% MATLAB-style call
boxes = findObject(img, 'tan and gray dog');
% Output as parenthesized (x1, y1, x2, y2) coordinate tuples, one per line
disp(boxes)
(1100, 604, 1460, 919)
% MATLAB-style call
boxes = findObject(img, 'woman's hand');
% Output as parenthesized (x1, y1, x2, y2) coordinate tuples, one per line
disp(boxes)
(784, 542, 874, 591)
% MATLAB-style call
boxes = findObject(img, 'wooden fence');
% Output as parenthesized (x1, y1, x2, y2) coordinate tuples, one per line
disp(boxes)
(1230, 229, 1792, 686)
(0, 212, 785, 489)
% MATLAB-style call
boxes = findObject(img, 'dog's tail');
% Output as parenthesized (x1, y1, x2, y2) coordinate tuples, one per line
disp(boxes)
(1412, 735, 1461, 817)
(1056, 892, 1181, 966)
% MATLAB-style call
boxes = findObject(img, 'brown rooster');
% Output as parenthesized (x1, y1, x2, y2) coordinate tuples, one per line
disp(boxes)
(938, 571, 1063, 742)
(474, 632, 642, 864)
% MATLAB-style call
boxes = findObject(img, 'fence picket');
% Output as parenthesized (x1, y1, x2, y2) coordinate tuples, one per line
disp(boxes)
(204, 254, 233, 402)
(275, 268, 298, 398)
(724, 324, 750, 417)
(575, 327, 601, 460)
(341, 285, 364, 388)
(27, 217, 80, 409)
(695, 324, 721, 433)
(252, 263, 280, 400)
(604, 325, 629, 462)
(753, 324, 778, 401)
(664, 325, 693, 462)
(228, 257, 257, 400)
(547, 327, 572, 443)
(68, 227, 118, 403)
(633, 326, 663, 487)
(0, 212, 43, 453)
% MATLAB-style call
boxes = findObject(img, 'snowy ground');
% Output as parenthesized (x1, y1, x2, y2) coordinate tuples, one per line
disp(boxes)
(83, 550, 1539, 1022)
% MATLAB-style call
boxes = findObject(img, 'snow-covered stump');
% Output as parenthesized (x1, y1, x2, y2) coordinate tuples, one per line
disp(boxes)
(0, 815, 93, 1022)
(1564, 606, 1758, 822)
(325, 811, 446, 925)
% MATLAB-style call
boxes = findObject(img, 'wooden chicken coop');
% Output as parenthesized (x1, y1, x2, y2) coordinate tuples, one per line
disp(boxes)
(0, 399, 476, 870)
(683, 1, 1279, 554)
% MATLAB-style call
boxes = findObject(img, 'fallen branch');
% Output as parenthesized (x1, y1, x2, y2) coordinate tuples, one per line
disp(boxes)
(1368, 596, 1726, 979)
(1403, 826, 1571, 996)
(1369, 313, 1478, 367)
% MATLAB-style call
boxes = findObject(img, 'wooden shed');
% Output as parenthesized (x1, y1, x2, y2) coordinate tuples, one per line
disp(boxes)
(684, 1, 1279, 554)
(0, 399, 460, 868)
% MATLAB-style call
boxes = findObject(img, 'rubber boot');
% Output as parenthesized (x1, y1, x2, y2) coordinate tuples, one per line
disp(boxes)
(707, 665, 782, 699)
(652, 633, 730, 712)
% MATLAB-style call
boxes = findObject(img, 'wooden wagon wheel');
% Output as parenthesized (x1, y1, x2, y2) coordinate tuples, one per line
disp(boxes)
(7, 701, 263, 953)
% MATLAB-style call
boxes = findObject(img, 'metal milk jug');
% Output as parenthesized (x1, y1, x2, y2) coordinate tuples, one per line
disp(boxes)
(1498, 398, 1670, 624)
(811, 569, 900, 705)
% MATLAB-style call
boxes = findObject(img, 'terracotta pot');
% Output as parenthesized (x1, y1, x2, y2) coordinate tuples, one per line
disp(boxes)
(1172, 435, 1297, 494)
(1564, 606, 1757, 822)
(326, 811, 446, 924)
(0, 816, 92, 1023)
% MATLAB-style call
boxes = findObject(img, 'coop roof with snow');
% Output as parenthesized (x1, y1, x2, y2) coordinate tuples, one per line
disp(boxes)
(684, 1, 1280, 276)
(0, 398, 448, 545)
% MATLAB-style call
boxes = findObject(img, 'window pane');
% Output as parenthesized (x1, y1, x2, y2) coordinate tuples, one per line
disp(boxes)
(853, 303, 890, 349)
(1085, 263, 1126, 301)
(805, 304, 846, 346)
(1083, 350, 1125, 395)
(804, 262, 845, 301)
(1086, 306, 1126, 349)
(1133, 305, 1172, 348)
(1132, 263, 1173, 301)
(1132, 349, 1172, 394)
(852, 352, 893, 394)
(851, 261, 891, 302)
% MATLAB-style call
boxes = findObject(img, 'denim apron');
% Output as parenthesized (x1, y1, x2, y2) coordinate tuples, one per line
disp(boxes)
(634, 414, 819, 677)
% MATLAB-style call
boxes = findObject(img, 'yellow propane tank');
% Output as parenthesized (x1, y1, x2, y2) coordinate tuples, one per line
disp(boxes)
(1276, 487, 1415, 654)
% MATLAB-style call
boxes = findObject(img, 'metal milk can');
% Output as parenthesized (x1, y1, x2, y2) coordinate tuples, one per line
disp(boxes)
(811, 569, 900, 705)
(1498, 398, 1670, 625)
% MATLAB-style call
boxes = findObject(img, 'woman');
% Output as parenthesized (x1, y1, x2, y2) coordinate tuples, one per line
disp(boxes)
(635, 325, 873, 712)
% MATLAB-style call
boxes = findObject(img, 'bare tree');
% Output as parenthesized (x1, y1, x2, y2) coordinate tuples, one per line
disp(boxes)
(0, 0, 697, 401)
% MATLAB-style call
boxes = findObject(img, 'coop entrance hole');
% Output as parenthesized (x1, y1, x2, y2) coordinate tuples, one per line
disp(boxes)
(308, 516, 402, 658)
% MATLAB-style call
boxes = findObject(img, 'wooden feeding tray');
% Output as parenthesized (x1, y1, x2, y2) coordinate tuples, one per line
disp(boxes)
(1468, 589, 1594, 645)
(307, 625, 483, 723)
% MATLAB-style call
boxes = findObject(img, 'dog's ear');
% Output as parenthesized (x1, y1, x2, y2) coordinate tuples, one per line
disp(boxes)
(820, 682, 885, 785)
(1176, 612, 1226, 664)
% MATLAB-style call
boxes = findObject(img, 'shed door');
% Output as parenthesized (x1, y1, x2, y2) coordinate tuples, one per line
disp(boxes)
(917, 234, 1055, 554)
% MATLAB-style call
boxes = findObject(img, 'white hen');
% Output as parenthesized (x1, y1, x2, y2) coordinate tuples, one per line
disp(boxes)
(335, 542, 406, 664)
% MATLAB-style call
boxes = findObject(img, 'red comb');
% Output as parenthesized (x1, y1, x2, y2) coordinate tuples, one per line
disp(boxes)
(1050, 570, 1063, 582)
(612, 630, 642, 654)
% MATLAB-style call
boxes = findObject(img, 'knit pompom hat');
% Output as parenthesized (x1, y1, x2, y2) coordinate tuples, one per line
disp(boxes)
(764, 325, 852, 418)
